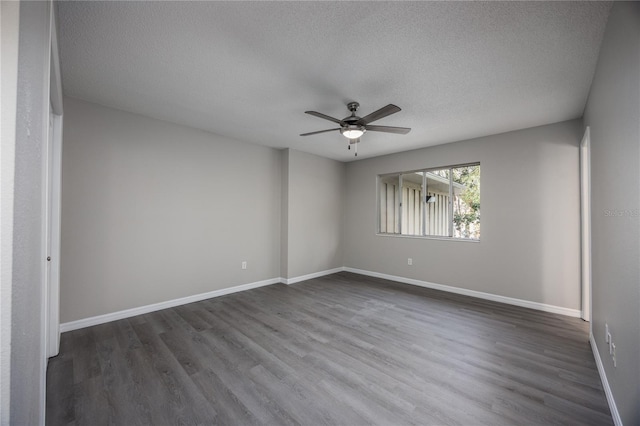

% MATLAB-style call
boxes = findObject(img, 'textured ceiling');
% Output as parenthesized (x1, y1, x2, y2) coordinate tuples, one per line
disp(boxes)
(57, 1, 611, 161)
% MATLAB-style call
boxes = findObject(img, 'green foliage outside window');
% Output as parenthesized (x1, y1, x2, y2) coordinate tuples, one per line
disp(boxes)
(452, 165, 480, 239)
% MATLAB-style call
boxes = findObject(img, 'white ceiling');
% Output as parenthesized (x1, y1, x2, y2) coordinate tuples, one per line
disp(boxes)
(57, 1, 611, 162)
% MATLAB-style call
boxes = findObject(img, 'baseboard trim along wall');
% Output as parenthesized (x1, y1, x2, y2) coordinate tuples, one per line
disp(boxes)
(60, 278, 282, 333)
(344, 267, 582, 318)
(281, 267, 345, 285)
(61, 267, 581, 333)
(590, 333, 622, 426)
(60, 267, 344, 332)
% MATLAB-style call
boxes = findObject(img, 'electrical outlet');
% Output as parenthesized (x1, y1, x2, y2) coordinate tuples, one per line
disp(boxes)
(612, 343, 617, 367)
(605, 323, 609, 342)
(242, 261, 247, 270)
(407, 258, 413, 266)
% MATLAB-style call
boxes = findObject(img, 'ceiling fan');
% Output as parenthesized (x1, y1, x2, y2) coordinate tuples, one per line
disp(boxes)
(300, 102, 411, 156)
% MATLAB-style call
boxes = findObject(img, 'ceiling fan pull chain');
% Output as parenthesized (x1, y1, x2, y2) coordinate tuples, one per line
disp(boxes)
(355, 140, 358, 157)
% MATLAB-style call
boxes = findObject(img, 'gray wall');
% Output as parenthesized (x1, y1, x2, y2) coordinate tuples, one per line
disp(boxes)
(583, 2, 640, 424)
(280, 149, 289, 277)
(60, 98, 282, 323)
(344, 120, 583, 310)
(282, 149, 345, 279)
(0, 1, 20, 422)
(9, 1, 51, 424)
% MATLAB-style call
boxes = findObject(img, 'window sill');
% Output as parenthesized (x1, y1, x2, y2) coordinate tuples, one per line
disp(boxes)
(376, 233, 480, 243)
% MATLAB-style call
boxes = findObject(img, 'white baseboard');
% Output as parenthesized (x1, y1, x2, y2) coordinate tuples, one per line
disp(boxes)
(60, 268, 343, 332)
(60, 266, 582, 333)
(343, 267, 581, 318)
(281, 267, 345, 285)
(590, 333, 622, 426)
(60, 277, 281, 333)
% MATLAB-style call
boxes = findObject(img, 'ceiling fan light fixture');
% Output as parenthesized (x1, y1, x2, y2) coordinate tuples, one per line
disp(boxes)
(341, 125, 365, 139)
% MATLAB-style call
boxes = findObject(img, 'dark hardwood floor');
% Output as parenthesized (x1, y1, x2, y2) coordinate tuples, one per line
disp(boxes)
(47, 272, 612, 425)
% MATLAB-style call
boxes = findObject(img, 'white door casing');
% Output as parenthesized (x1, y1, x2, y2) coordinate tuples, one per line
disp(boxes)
(47, 1, 63, 358)
(580, 127, 592, 322)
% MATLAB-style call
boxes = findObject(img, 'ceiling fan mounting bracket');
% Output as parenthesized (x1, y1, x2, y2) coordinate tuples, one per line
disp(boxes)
(347, 102, 360, 113)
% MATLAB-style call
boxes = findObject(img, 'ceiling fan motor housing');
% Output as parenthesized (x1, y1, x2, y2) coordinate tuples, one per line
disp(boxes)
(341, 103, 365, 139)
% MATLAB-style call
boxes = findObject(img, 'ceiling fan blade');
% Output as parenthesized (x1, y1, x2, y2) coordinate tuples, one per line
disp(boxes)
(300, 128, 341, 137)
(358, 104, 401, 125)
(364, 125, 411, 135)
(305, 111, 344, 125)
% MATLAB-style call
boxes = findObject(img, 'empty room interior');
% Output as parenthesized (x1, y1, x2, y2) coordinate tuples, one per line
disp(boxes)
(3, 1, 639, 425)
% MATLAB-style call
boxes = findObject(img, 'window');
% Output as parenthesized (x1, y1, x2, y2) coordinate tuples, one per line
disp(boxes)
(379, 174, 400, 234)
(378, 163, 480, 240)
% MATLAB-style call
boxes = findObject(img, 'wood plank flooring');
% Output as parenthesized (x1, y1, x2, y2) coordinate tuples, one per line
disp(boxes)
(47, 272, 613, 425)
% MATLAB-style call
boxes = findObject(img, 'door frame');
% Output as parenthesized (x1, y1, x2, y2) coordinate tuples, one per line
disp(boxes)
(580, 127, 592, 322)
(43, 0, 63, 361)
(45, 112, 62, 357)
